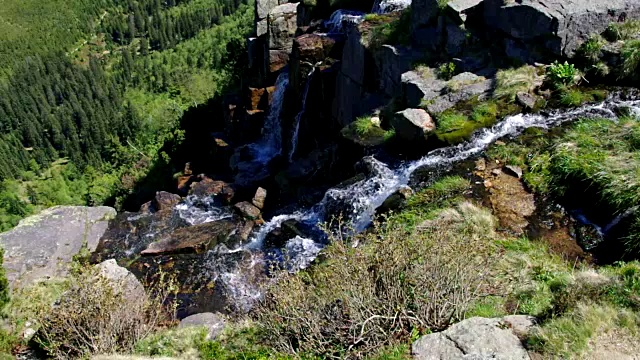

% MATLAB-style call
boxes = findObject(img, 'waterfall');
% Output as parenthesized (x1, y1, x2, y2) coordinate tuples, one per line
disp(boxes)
(371, 0, 411, 14)
(324, 10, 364, 33)
(250, 97, 640, 263)
(252, 72, 289, 164)
(289, 68, 316, 162)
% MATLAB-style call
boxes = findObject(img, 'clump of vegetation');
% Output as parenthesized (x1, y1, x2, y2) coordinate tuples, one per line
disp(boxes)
(35, 267, 177, 359)
(546, 61, 579, 88)
(494, 65, 543, 101)
(341, 116, 394, 146)
(578, 34, 606, 63)
(605, 20, 640, 41)
(367, 9, 412, 48)
(621, 39, 640, 78)
(436, 62, 457, 80)
(434, 100, 506, 144)
(255, 178, 495, 358)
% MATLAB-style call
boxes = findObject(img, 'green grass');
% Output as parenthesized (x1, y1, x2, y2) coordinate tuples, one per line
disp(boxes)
(605, 20, 640, 41)
(341, 116, 394, 146)
(578, 34, 606, 63)
(366, 9, 412, 48)
(621, 39, 640, 78)
(493, 65, 542, 102)
(434, 101, 504, 144)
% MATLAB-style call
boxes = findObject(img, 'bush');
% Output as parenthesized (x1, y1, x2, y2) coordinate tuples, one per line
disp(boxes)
(255, 202, 498, 358)
(546, 61, 578, 88)
(577, 35, 605, 63)
(436, 62, 456, 80)
(36, 266, 177, 359)
(605, 20, 640, 41)
(0, 248, 9, 311)
(621, 39, 640, 78)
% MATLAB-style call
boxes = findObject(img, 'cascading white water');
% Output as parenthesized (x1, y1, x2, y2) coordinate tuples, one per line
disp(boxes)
(289, 68, 316, 162)
(324, 10, 365, 33)
(371, 0, 411, 14)
(252, 72, 289, 163)
(175, 195, 233, 225)
(250, 98, 640, 264)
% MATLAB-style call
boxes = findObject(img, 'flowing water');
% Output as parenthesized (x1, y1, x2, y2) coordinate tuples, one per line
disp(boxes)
(324, 10, 365, 33)
(289, 68, 316, 162)
(180, 96, 640, 310)
(251, 72, 289, 163)
(371, 0, 411, 14)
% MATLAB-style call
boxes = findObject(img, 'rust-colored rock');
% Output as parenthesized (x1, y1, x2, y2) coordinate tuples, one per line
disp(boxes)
(269, 50, 289, 73)
(177, 175, 196, 195)
(152, 191, 182, 211)
(141, 220, 237, 256)
(248, 88, 269, 111)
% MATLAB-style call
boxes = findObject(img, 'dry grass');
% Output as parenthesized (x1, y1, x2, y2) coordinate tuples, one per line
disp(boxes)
(36, 266, 178, 359)
(494, 65, 543, 101)
(254, 202, 499, 359)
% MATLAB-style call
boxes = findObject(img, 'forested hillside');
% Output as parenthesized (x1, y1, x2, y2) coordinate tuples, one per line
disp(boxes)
(0, 0, 253, 230)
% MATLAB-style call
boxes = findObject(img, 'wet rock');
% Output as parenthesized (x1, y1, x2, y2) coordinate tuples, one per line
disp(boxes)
(177, 175, 196, 195)
(391, 108, 435, 143)
(504, 165, 523, 179)
(141, 220, 237, 256)
(574, 222, 603, 251)
(0, 206, 116, 288)
(446, 0, 484, 24)
(484, 0, 640, 57)
(234, 201, 262, 220)
(96, 259, 146, 301)
(153, 191, 182, 212)
(252, 187, 267, 209)
(412, 317, 530, 360)
(488, 172, 535, 235)
(264, 219, 305, 249)
(516, 92, 538, 110)
(179, 312, 226, 340)
(190, 177, 235, 203)
(377, 186, 414, 214)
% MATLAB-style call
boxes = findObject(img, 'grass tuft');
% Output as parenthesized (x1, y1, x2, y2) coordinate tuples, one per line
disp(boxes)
(605, 20, 640, 41)
(494, 66, 542, 102)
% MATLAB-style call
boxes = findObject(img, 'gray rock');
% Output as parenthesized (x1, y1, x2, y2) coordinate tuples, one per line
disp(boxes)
(252, 187, 267, 209)
(377, 186, 414, 214)
(179, 312, 226, 340)
(234, 201, 262, 220)
(413, 317, 530, 360)
(268, 3, 301, 52)
(96, 259, 146, 301)
(502, 315, 537, 338)
(392, 108, 435, 142)
(256, 0, 279, 20)
(484, 0, 640, 57)
(425, 72, 493, 114)
(447, 0, 484, 24)
(374, 45, 421, 97)
(0, 206, 116, 288)
(516, 92, 537, 110)
(504, 165, 523, 179)
(256, 18, 269, 37)
(401, 70, 447, 108)
(412, 0, 439, 31)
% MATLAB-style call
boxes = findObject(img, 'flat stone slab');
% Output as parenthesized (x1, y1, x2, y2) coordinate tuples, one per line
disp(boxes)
(0, 206, 116, 288)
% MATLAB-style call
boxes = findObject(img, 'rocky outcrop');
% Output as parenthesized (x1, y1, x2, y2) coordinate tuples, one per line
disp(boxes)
(374, 45, 421, 97)
(391, 108, 435, 142)
(412, 316, 536, 360)
(234, 201, 262, 220)
(0, 206, 116, 288)
(268, 3, 303, 73)
(332, 25, 366, 127)
(484, 0, 640, 58)
(411, 0, 439, 32)
(190, 177, 235, 203)
(179, 312, 226, 340)
(152, 191, 182, 212)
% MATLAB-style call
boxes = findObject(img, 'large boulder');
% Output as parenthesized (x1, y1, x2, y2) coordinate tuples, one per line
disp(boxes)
(140, 220, 237, 256)
(412, 317, 532, 359)
(401, 69, 447, 108)
(0, 206, 116, 288)
(425, 72, 493, 114)
(391, 108, 436, 142)
(332, 26, 366, 127)
(152, 191, 182, 212)
(96, 259, 146, 301)
(484, 0, 640, 57)
(412, 0, 439, 31)
(446, 0, 484, 24)
(374, 45, 421, 97)
(179, 312, 226, 340)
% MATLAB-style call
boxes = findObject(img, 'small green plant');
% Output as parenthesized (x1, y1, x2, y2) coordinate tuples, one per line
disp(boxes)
(0, 248, 9, 311)
(578, 35, 605, 63)
(436, 62, 456, 80)
(559, 88, 590, 107)
(546, 61, 578, 87)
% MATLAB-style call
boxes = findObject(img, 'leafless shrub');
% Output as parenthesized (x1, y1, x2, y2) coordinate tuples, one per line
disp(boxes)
(255, 202, 499, 358)
(36, 266, 178, 359)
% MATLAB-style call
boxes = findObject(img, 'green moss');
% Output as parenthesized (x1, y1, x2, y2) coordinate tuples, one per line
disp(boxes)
(471, 102, 499, 126)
